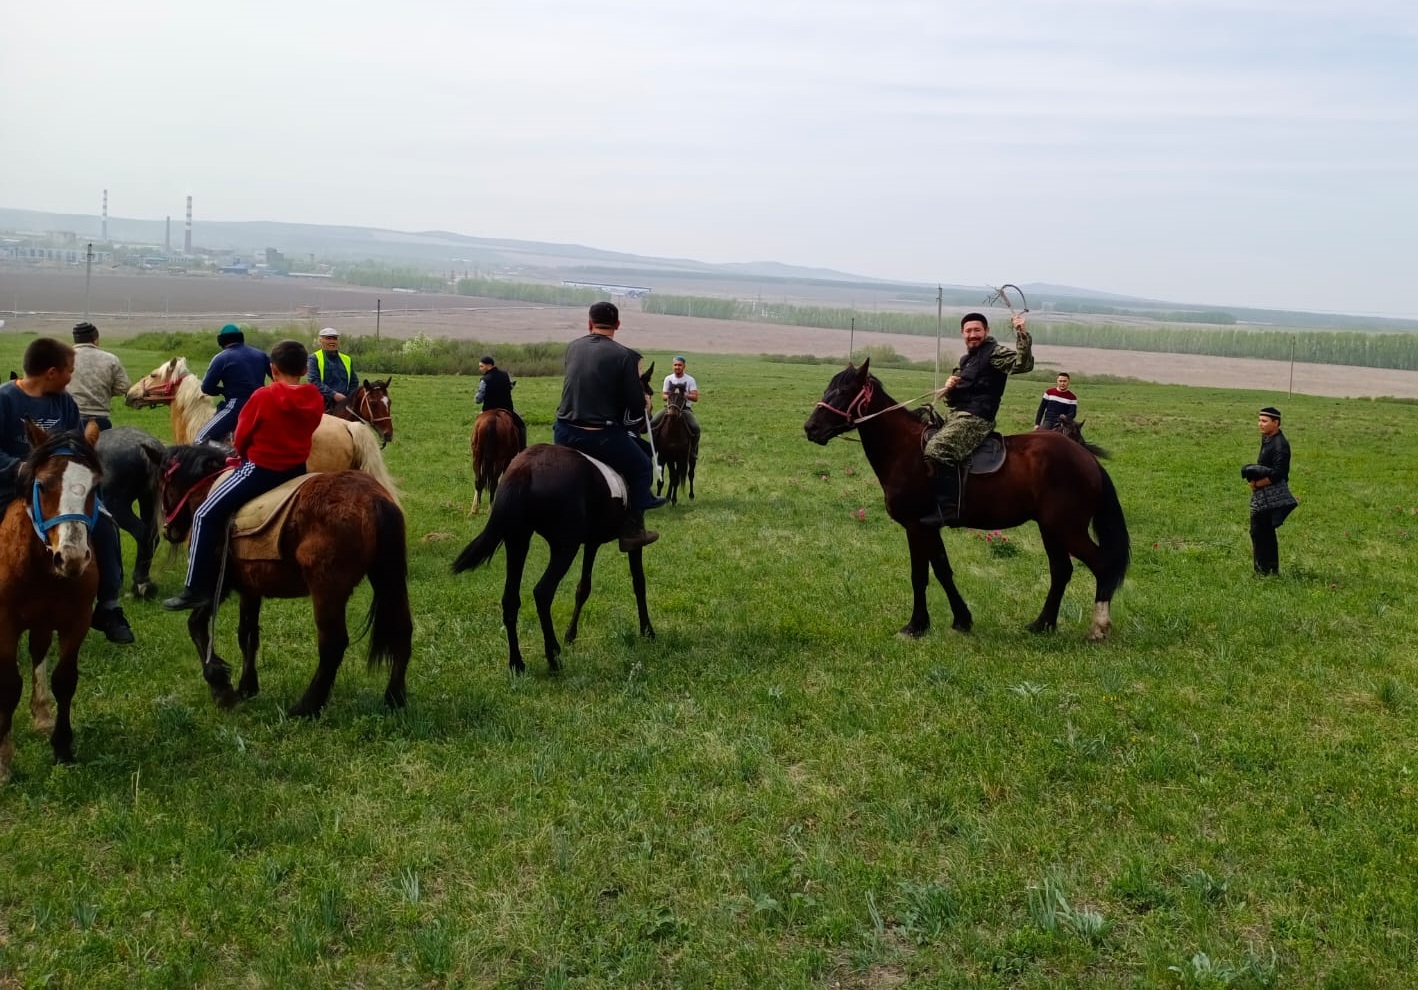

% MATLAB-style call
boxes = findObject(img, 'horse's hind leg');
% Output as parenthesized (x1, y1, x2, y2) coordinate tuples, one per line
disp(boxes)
(627, 548, 655, 640)
(1059, 527, 1112, 641)
(111, 496, 155, 598)
(236, 593, 262, 700)
(288, 588, 351, 718)
(1028, 531, 1075, 634)
(688, 450, 696, 500)
(0, 633, 21, 783)
(566, 544, 600, 645)
(27, 630, 55, 735)
(533, 544, 579, 672)
(502, 532, 531, 675)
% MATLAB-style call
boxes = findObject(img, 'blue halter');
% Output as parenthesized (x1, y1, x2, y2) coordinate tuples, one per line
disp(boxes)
(27, 446, 102, 545)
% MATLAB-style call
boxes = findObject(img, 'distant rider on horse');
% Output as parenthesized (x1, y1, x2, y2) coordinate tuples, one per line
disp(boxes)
(195, 324, 272, 445)
(553, 302, 668, 551)
(921, 311, 1033, 527)
(476, 354, 527, 448)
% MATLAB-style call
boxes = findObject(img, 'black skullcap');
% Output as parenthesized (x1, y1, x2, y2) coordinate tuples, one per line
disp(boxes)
(1258, 406, 1282, 421)
(72, 322, 99, 343)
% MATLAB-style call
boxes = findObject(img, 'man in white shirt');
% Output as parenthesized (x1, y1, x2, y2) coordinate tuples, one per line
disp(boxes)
(651, 355, 700, 455)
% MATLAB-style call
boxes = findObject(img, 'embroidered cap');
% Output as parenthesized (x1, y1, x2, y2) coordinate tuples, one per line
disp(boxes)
(1258, 406, 1282, 421)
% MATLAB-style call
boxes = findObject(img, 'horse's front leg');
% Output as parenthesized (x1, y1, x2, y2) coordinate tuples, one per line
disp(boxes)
(236, 592, 262, 699)
(188, 606, 238, 710)
(926, 529, 973, 633)
(27, 629, 55, 736)
(47, 622, 86, 766)
(628, 547, 655, 640)
(899, 529, 934, 638)
(532, 544, 579, 673)
(0, 630, 22, 784)
(566, 543, 599, 645)
(688, 449, 696, 501)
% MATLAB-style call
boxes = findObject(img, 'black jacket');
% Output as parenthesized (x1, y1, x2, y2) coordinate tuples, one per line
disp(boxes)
(1256, 430, 1291, 483)
(947, 339, 1010, 421)
(555, 334, 644, 428)
(479, 367, 516, 412)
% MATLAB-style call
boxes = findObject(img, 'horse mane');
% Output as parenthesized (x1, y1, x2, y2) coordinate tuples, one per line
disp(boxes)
(174, 372, 214, 444)
(161, 443, 229, 490)
(16, 430, 102, 493)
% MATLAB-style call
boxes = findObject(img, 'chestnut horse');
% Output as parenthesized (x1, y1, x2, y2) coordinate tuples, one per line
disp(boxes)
(334, 378, 395, 447)
(159, 445, 412, 716)
(804, 361, 1129, 640)
(653, 382, 695, 505)
(469, 409, 525, 515)
(125, 357, 399, 503)
(453, 364, 657, 674)
(0, 421, 103, 782)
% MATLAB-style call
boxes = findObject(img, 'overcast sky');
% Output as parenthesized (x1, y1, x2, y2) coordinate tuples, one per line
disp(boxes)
(3, 0, 1415, 314)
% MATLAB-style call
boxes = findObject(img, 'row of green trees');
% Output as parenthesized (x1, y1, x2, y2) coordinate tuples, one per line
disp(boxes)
(333, 264, 449, 292)
(455, 278, 609, 306)
(641, 294, 1418, 371)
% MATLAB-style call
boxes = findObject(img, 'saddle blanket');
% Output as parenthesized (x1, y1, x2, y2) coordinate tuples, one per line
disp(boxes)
(573, 451, 628, 506)
(210, 470, 321, 560)
(920, 429, 1007, 475)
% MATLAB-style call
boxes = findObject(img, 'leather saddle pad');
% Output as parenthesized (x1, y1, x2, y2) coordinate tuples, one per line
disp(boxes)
(572, 451, 628, 506)
(210, 471, 321, 561)
(968, 434, 1007, 475)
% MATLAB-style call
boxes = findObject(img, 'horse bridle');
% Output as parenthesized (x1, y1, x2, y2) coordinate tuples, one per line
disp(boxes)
(27, 447, 102, 545)
(160, 458, 230, 527)
(814, 380, 876, 428)
(138, 371, 190, 403)
(339, 387, 392, 447)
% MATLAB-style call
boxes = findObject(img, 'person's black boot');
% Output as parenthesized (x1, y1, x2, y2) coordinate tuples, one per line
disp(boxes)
(91, 604, 135, 644)
(618, 507, 660, 552)
(919, 466, 961, 528)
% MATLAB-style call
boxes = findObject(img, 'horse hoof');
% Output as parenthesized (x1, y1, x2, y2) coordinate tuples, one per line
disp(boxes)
(1027, 620, 1057, 635)
(1086, 628, 1110, 643)
(897, 625, 927, 639)
(237, 680, 260, 700)
(509, 660, 526, 676)
(132, 581, 157, 600)
(286, 699, 320, 719)
(641, 625, 655, 640)
(384, 688, 407, 709)
(951, 620, 973, 634)
(52, 748, 76, 766)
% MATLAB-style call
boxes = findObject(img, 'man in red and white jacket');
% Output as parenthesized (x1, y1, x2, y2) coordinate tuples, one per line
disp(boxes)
(163, 340, 326, 611)
(1034, 372, 1079, 430)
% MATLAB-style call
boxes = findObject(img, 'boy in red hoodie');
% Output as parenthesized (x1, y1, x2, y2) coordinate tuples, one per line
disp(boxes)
(163, 339, 326, 611)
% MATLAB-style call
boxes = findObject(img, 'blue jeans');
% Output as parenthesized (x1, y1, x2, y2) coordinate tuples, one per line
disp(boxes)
(95, 509, 122, 607)
(185, 462, 305, 594)
(553, 421, 655, 509)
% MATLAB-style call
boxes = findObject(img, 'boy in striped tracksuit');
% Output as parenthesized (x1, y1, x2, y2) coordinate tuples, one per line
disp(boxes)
(163, 340, 325, 611)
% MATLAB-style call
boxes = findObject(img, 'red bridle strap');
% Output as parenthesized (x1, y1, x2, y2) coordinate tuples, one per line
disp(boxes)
(141, 372, 191, 402)
(814, 380, 875, 425)
(162, 462, 229, 526)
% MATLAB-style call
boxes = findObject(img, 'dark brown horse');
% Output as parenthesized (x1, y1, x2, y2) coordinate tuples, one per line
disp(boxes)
(1050, 413, 1109, 459)
(469, 409, 525, 515)
(804, 361, 1130, 640)
(159, 445, 412, 715)
(0, 421, 103, 782)
(334, 378, 395, 447)
(653, 382, 695, 505)
(453, 365, 657, 674)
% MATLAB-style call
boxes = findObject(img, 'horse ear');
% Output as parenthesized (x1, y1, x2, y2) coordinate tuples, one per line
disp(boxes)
(141, 445, 163, 469)
(22, 417, 47, 449)
(362, 378, 371, 389)
(84, 419, 101, 446)
(384, 377, 392, 388)
(858, 357, 871, 378)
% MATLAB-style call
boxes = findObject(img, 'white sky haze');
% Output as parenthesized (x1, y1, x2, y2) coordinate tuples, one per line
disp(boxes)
(2, 0, 1415, 313)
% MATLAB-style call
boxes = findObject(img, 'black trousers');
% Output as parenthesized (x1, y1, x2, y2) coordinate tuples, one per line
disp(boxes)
(1250, 512, 1280, 575)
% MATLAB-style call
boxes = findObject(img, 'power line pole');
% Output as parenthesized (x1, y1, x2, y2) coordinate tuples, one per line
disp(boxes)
(84, 242, 95, 320)
(376, 298, 382, 340)
(934, 284, 944, 391)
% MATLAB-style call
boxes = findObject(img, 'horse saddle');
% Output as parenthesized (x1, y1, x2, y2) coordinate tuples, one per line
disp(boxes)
(571, 451, 629, 506)
(920, 427, 1008, 475)
(211, 470, 321, 560)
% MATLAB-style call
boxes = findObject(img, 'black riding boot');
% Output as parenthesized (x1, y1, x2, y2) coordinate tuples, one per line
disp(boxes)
(919, 465, 961, 528)
(619, 506, 660, 552)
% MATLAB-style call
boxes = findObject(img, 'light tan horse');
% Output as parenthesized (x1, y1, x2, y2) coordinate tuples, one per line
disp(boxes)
(125, 357, 399, 503)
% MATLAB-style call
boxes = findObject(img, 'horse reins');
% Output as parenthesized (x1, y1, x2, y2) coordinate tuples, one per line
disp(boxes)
(161, 461, 228, 526)
(815, 381, 948, 430)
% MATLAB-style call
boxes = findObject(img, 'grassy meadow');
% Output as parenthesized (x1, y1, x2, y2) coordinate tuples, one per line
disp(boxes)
(1, 333, 1417, 988)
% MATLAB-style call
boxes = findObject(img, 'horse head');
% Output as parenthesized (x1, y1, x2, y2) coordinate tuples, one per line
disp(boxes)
(126, 356, 191, 409)
(157, 444, 231, 543)
(17, 419, 104, 578)
(1051, 414, 1109, 459)
(665, 381, 689, 415)
(804, 359, 876, 445)
(357, 378, 395, 447)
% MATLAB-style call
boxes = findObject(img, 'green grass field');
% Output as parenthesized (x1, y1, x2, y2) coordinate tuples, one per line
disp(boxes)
(1, 336, 1416, 988)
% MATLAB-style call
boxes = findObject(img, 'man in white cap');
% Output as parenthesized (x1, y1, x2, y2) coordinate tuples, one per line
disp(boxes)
(307, 327, 356, 412)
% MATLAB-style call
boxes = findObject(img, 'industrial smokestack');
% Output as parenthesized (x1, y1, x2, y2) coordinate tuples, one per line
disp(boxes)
(102, 189, 108, 242)
(184, 195, 193, 255)
(165, 216, 171, 255)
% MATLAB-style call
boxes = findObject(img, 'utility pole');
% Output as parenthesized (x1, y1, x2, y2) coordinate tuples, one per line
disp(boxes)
(849, 317, 855, 363)
(84, 242, 95, 320)
(934, 285, 944, 391)
(1289, 335, 1296, 398)
(376, 298, 381, 340)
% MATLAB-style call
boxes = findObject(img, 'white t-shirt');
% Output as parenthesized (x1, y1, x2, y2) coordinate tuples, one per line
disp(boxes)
(662, 373, 698, 400)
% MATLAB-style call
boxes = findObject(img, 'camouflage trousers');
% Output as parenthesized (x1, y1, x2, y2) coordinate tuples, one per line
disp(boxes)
(924, 410, 995, 466)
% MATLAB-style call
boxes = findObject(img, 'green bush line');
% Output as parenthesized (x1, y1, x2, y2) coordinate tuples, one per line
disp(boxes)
(123, 327, 569, 377)
(455, 277, 610, 306)
(334, 263, 449, 292)
(643, 294, 1418, 370)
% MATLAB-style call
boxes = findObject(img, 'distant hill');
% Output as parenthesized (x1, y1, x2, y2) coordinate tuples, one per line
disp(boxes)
(4, 205, 1416, 332)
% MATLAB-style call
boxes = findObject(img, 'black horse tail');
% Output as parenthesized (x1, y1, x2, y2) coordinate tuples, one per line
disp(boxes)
(1092, 465, 1131, 600)
(453, 466, 526, 573)
(364, 496, 413, 670)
